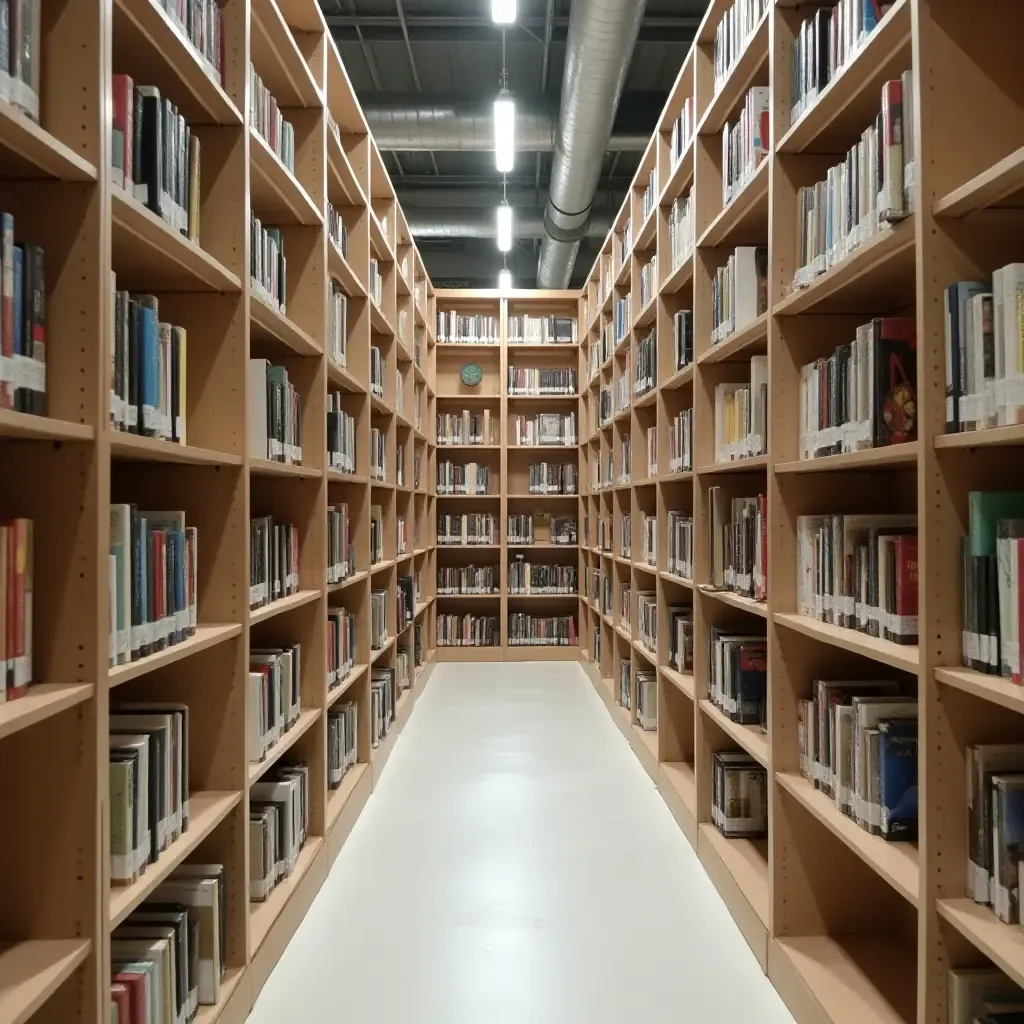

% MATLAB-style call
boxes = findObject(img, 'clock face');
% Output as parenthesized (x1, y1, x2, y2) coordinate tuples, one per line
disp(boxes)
(461, 363, 483, 387)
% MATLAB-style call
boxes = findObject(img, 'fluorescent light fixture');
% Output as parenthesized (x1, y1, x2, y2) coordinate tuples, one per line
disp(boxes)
(496, 204, 513, 252)
(493, 93, 515, 172)
(491, 0, 516, 23)
(499, 269, 513, 292)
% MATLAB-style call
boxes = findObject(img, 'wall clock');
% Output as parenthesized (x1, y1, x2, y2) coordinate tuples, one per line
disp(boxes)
(460, 363, 483, 387)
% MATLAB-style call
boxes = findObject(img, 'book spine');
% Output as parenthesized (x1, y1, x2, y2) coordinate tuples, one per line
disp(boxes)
(1, 212, 13, 409)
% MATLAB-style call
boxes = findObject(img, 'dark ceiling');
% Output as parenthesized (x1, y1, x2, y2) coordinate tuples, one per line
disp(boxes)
(321, 0, 706, 288)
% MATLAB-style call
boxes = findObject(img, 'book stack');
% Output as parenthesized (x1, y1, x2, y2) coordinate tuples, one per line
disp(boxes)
(799, 318, 917, 459)
(507, 315, 577, 345)
(110, 862, 229, 1020)
(370, 426, 386, 482)
(620, 513, 631, 558)
(508, 560, 577, 595)
(618, 659, 631, 710)
(707, 488, 767, 601)
(794, 78, 911, 289)
(248, 645, 301, 764)
(370, 505, 383, 565)
(437, 408, 495, 445)
(329, 281, 348, 367)
(639, 254, 656, 310)
(111, 77, 201, 241)
(438, 614, 499, 647)
(796, 513, 918, 644)
(674, 311, 694, 371)
(327, 395, 356, 473)
(249, 64, 295, 172)
(637, 591, 657, 653)
(712, 246, 768, 345)
(109, 704, 190, 885)
(642, 515, 656, 566)
(669, 409, 693, 472)
(370, 345, 384, 398)
(438, 565, 498, 594)
(614, 295, 630, 342)
(714, 0, 769, 91)
(507, 366, 578, 396)
(618, 438, 631, 484)
(636, 669, 657, 731)
(109, 508, 197, 668)
(528, 462, 577, 494)
(722, 86, 770, 206)
(635, 328, 656, 397)
(327, 202, 348, 259)
(639, 167, 658, 224)
(110, 286, 185, 441)
(249, 516, 299, 610)
(327, 504, 350, 584)
(437, 460, 489, 495)
(669, 96, 694, 169)
(249, 359, 302, 464)
(436, 311, 499, 344)
(712, 754, 767, 838)
(709, 627, 767, 728)
(508, 613, 577, 646)
(369, 259, 382, 307)
(667, 512, 693, 581)
(669, 191, 695, 274)
(370, 589, 388, 649)
(327, 608, 356, 688)
(250, 214, 286, 312)
(438, 512, 496, 546)
(511, 412, 577, 446)
(669, 606, 694, 674)
(250, 764, 310, 901)
(714, 356, 768, 463)
(327, 703, 358, 788)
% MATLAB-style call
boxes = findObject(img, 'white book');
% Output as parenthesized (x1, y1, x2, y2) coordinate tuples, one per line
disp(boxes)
(248, 358, 270, 459)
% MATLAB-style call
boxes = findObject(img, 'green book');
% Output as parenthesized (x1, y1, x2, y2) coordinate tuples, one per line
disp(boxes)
(969, 491, 1024, 556)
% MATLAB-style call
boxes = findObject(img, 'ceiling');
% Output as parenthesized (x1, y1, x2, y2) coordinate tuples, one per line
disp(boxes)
(322, 0, 706, 288)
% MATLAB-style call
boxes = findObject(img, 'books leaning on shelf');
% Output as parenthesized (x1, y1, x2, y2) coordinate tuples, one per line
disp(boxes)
(635, 328, 656, 397)
(249, 516, 299, 611)
(109, 704, 190, 884)
(512, 412, 576, 446)
(712, 246, 767, 346)
(327, 608, 355, 687)
(329, 280, 348, 368)
(110, 285, 184, 441)
(370, 589, 388, 649)
(669, 606, 693, 674)
(249, 64, 295, 172)
(712, 753, 767, 839)
(619, 217, 632, 265)
(0, 518, 33, 699)
(507, 366, 578, 396)
(437, 408, 495, 445)
(507, 314, 577, 345)
(109, 508, 197, 668)
(619, 584, 631, 628)
(667, 512, 693, 581)
(327, 394, 356, 473)
(249, 644, 301, 764)
(370, 425, 386, 482)
(796, 513, 917, 644)
(674, 310, 693, 371)
(438, 564, 498, 595)
(714, 0, 769, 92)
(110, 861, 229, 1020)
(669, 191, 695, 274)
(669, 409, 693, 473)
(722, 87, 769, 206)
(328, 702, 358, 789)
(250, 214, 286, 312)
(508, 559, 577, 595)
(438, 512, 496, 545)
(528, 461, 577, 494)
(636, 669, 657, 731)
(637, 591, 657, 653)
(111, 76, 201, 241)
(947, 967, 1024, 1024)
(249, 358, 302, 464)
(799, 317, 917, 459)
(706, 488, 766, 602)
(436, 310, 499, 345)
(437, 460, 489, 495)
(250, 764, 310, 902)
(396, 513, 407, 556)
(797, 681, 917, 842)
(508, 613, 577, 646)
(792, 76, 912, 291)
(438, 613, 499, 647)
(709, 627, 767, 728)
(327, 504, 351, 584)
(714, 355, 768, 463)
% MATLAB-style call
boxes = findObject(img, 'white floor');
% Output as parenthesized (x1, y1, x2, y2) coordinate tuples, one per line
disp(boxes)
(248, 661, 796, 1023)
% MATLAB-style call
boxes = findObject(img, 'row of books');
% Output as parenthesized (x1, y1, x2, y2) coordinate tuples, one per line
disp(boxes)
(635, 668, 657, 731)
(507, 315, 577, 346)
(329, 282, 348, 368)
(111, 77, 200, 241)
(635, 328, 656, 397)
(714, 355, 768, 463)
(109, 508, 197, 667)
(669, 606, 694, 675)
(0, 215, 45, 415)
(722, 86, 769, 208)
(438, 565, 498, 594)
(511, 412, 577, 446)
(370, 345, 384, 399)
(508, 560, 578, 595)
(708, 627, 767, 728)
(328, 702, 358, 788)
(615, 371, 630, 414)
(109, 286, 185, 442)
(668, 97, 694, 170)
(370, 426, 386, 482)
(668, 408, 693, 474)
(793, 77, 912, 290)
(327, 608, 356, 688)
(506, 514, 577, 546)
(598, 386, 612, 428)
(667, 511, 693, 581)
(711, 245, 767, 346)
(674, 310, 693, 371)
(327, 202, 348, 260)
(249, 358, 302, 464)
(614, 295, 630, 342)
(369, 505, 384, 565)
(713, 0, 769, 93)
(618, 439, 631, 484)
(618, 217, 632, 267)
(437, 409, 498, 446)
(250, 764, 310, 901)
(639, 167, 658, 227)
(249, 63, 295, 173)
(370, 589, 389, 651)
(0, 518, 32, 700)
(798, 317, 917, 459)
(327, 504, 351, 585)
(617, 658, 631, 711)
(642, 513, 658, 567)
(948, 968, 1024, 1024)
(437, 614, 499, 647)
(526, 461, 577, 494)
(438, 513, 496, 546)
(249, 517, 299, 611)
(436, 311, 499, 345)
(620, 513, 631, 559)
(707, 489, 767, 602)
(636, 590, 657, 653)
(437, 461, 489, 495)
(508, 614, 577, 646)
(249, 644, 302, 766)
(369, 259, 382, 308)
(250, 214, 286, 312)
(507, 366, 578, 396)
(668, 191, 694, 278)
(327, 396, 356, 474)
(712, 754, 767, 839)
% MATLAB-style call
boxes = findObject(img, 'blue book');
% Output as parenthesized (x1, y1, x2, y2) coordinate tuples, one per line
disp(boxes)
(879, 719, 918, 841)
(138, 305, 159, 435)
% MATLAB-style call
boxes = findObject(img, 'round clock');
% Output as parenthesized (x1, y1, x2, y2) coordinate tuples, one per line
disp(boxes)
(460, 363, 483, 388)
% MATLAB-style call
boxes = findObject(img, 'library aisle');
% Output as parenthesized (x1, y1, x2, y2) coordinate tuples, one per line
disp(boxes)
(247, 662, 795, 1023)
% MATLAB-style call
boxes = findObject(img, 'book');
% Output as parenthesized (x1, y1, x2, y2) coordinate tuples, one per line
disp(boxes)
(711, 246, 767, 345)
(708, 628, 767, 728)
(721, 86, 769, 205)
(948, 968, 1024, 1024)
(436, 613, 499, 647)
(507, 613, 577, 646)
(249, 516, 298, 610)
(249, 62, 295, 171)
(250, 214, 286, 311)
(248, 359, 302, 463)
(707, 489, 766, 600)
(249, 645, 302, 764)
(327, 701, 358, 787)
(714, 355, 768, 462)
(435, 310, 499, 344)
(507, 314, 577, 345)
(712, 752, 767, 838)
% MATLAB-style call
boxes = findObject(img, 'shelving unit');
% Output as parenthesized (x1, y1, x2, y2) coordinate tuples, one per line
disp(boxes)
(0, 0, 436, 1020)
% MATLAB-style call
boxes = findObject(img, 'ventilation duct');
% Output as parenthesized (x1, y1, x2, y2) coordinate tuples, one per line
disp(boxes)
(406, 208, 613, 240)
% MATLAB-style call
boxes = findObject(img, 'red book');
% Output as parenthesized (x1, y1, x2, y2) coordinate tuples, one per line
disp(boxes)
(112, 971, 148, 1023)
(110, 982, 130, 1024)
(893, 534, 919, 644)
(112, 74, 134, 189)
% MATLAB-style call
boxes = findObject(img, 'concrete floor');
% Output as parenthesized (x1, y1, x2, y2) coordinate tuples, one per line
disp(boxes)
(247, 661, 796, 1023)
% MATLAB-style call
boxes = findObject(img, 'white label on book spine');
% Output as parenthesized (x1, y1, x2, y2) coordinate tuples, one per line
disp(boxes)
(110, 852, 135, 880)
(118, 627, 130, 657)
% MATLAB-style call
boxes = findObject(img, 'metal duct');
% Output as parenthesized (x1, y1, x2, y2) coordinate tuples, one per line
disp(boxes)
(537, 0, 647, 287)
(406, 207, 613, 240)
(363, 101, 648, 153)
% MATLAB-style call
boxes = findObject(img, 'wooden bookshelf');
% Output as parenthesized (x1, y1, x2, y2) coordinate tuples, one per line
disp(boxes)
(0, 3, 437, 1021)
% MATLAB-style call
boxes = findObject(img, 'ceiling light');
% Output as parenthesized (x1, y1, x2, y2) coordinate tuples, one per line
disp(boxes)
(492, 0, 515, 23)
(496, 204, 513, 252)
(493, 93, 515, 173)
(499, 269, 512, 292)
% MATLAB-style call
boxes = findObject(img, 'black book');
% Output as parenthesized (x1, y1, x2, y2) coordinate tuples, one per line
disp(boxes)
(171, 325, 183, 443)
(137, 86, 164, 219)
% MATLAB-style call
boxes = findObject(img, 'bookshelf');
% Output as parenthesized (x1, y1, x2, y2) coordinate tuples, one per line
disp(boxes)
(0, 0, 436, 1020)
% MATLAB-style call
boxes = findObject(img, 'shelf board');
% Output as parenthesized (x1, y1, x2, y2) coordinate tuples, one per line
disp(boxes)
(249, 128, 322, 226)
(437, 492, 498, 500)
(506, 492, 579, 500)
(371, 558, 396, 572)
(110, 790, 241, 928)
(327, 359, 365, 394)
(327, 129, 366, 206)
(0, 682, 94, 741)
(508, 592, 579, 600)
(935, 144, 1024, 218)
(0, 100, 98, 182)
(504, 645, 581, 661)
(327, 570, 368, 593)
(659, 253, 694, 295)
(659, 570, 693, 589)
(934, 665, 1024, 715)
(661, 363, 694, 391)
(326, 762, 370, 832)
(249, 294, 321, 356)
(327, 664, 368, 706)
(698, 312, 768, 365)
(506, 394, 580, 402)
(659, 762, 697, 844)
(775, 772, 918, 906)
(108, 624, 243, 687)
(0, 410, 93, 442)
(777, 0, 911, 155)
(773, 217, 916, 317)
(630, 723, 659, 779)
(505, 343, 579, 354)
(775, 442, 918, 474)
(369, 213, 394, 262)
(938, 898, 1024, 990)
(249, 707, 322, 784)
(0, 939, 91, 1024)
(696, 455, 768, 475)
(326, 470, 369, 485)
(328, 241, 366, 297)
(698, 10, 769, 137)
(250, 0, 322, 108)
(699, 698, 769, 766)
(633, 639, 657, 665)
(438, 544, 500, 551)
(371, 636, 396, 663)
(111, 188, 242, 293)
(698, 822, 769, 929)
(436, 592, 499, 600)
(935, 422, 1024, 450)
(660, 665, 695, 699)
(774, 612, 919, 673)
(660, 146, 694, 203)
(194, 966, 245, 1024)
(249, 836, 324, 956)
(110, 431, 243, 466)
(249, 458, 322, 480)
(697, 158, 769, 249)
(250, 589, 322, 625)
